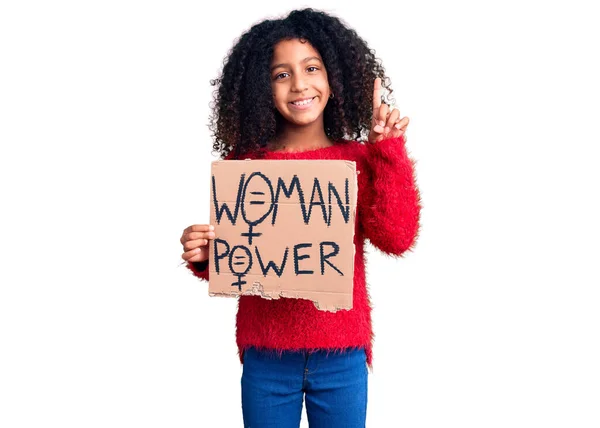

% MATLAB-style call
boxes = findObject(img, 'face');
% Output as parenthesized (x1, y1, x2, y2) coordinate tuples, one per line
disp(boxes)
(270, 38, 331, 128)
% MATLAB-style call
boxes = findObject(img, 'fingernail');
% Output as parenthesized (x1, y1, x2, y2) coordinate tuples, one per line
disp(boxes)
(385, 127, 390, 134)
(209, 225, 214, 230)
(208, 232, 215, 238)
(378, 121, 385, 127)
(395, 123, 402, 129)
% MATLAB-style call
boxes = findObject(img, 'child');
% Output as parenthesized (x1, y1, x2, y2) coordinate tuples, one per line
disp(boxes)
(180, 8, 421, 427)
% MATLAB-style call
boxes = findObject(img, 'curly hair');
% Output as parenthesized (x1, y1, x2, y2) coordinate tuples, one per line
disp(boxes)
(208, 8, 395, 159)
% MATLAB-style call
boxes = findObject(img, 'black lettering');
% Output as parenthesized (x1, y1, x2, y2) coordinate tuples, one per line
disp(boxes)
(308, 178, 327, 224)
(320, 241, 343, 276)
(273, 175, 308, 224)
(228, 245, 252, 275)
(327, 179, 350, 225)
(213, 238, 230, 274)
(293, 243, 314, 275)
(212, 174, 245, 225)
(254, 246, 289, 277)
(241, 172, 275, 244)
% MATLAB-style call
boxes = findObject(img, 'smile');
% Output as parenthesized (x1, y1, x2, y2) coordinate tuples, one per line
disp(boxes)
(289, 97, 316, 110)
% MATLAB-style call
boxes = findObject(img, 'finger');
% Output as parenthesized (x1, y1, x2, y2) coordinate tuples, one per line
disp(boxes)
(388, 126, 406, 140)
(385, 109, 400, 134)
(182, 247, 208, 263)
(378, 103, 389, 127)
(190, 224, 214, 233)
(183, 239, 210, 251)
(394, 116, 409, 130)
(182, 231, 215, 246)
(181, 225, 215, 244)
(372, 124, 385, 134)
(188, 230, 216, 240)
(372, 78, 382, 116)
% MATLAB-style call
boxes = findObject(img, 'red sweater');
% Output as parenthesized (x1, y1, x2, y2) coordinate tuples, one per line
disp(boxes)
(187, 136, 421, 367)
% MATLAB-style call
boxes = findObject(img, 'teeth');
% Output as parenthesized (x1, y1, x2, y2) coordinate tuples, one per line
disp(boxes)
(292, 98, 314, 106)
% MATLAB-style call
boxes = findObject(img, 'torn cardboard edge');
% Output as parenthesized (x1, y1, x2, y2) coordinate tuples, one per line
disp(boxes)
(209, 284, 353, 313)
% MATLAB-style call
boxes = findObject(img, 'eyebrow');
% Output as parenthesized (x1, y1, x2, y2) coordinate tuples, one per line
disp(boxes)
(270, 56, 323, 72)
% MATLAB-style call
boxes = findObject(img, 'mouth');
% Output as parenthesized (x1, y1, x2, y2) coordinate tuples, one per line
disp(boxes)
(289, 96, 317, 110)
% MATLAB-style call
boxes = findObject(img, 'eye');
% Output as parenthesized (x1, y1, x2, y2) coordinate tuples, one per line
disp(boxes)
(307, 66, 319, 72)
(274, 72, 289, 80)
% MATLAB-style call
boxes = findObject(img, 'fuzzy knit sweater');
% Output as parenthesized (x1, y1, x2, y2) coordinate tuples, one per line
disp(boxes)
(186, 136, 421, 367)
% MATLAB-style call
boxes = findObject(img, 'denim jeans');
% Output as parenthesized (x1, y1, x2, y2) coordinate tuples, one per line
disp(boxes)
(241, 347, 368, 428)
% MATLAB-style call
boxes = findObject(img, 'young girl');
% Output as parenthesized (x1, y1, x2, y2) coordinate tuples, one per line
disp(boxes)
(180, 8, 420, 427)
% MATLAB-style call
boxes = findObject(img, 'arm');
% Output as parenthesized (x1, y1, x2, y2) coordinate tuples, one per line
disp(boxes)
(359, 135, 421, 256)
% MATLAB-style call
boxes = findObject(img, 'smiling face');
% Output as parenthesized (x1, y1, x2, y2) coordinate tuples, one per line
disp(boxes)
(270, 38, 332, 129)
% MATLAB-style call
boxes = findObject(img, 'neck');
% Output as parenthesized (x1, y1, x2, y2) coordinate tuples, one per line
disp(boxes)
(271, 120, 332, 152)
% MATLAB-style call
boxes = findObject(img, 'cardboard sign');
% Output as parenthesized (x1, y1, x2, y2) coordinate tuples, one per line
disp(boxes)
(208, 160, 357, 312)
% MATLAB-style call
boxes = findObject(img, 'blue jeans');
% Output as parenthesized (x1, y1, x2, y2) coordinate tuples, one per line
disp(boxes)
(241, 347, 368, 428)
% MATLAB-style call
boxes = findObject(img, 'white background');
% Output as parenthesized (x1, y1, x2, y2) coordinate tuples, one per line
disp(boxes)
(1, 0, 599, 427)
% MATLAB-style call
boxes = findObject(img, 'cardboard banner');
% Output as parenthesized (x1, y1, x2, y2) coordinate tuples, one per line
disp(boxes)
(208, 160, 357, 312)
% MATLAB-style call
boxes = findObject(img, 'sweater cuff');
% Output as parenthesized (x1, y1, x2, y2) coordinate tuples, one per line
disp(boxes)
(186, 260, 209, 281)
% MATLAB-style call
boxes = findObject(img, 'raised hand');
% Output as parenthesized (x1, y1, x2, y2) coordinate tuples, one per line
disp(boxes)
(180, 224, 215, 263)
(367, 77, 409, 144)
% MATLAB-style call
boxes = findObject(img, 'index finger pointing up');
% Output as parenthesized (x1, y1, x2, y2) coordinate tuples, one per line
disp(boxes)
(373, 77, 382, 115)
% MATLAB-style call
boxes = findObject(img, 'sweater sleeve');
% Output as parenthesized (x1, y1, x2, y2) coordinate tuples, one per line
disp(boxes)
(359, 135, 421, 256)
(186, 260, 209, 282)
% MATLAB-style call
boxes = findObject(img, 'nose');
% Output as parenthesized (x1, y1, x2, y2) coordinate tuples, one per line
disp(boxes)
(291, 74, 308, 93)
